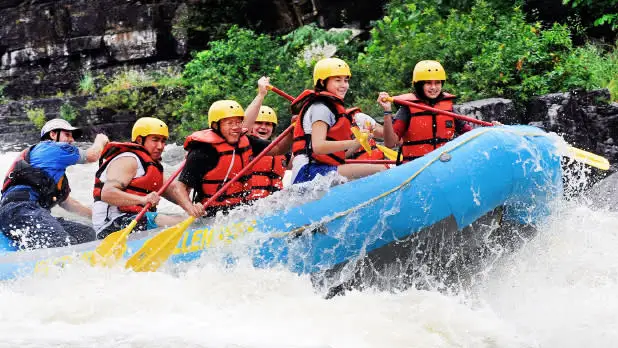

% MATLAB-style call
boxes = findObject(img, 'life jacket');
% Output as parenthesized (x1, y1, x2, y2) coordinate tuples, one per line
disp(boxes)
(291, 90, 357, 166)
(349, 141, 386, 160)
(1, 145, 71, 209)
(93, 142, 164, 214)
(396, 92, 456, 162)
(247, 154, 286, 200)
(183, 129, 253, 216)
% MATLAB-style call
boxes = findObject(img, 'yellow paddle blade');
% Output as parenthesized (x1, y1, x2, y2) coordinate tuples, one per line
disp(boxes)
(91, 219, 138, 266)
(566, 146, 610, 170)
(376, 144, 399, 161)
(125, 216, 196, 272)
(351, 126, 372, 155)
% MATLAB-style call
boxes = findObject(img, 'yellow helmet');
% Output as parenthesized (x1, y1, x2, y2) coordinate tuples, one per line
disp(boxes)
(208, 100, 244, 127)
(256, 106, 277, 125)
(412, 60, 446, 83)
(132, 117, 169, 141)
(313, 57, 351, 86)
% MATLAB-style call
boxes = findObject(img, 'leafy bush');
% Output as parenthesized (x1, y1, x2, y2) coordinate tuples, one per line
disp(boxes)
(59, 102, 78, 123)
(352, 0, 616, 114)
(26, 107, 46, 129)
(0, 84, 8, 105)
(85, 68, 185, 140)
(563, 0, 618, 30)
(79, 73, 97, 95)
(178, 25, 358, 137)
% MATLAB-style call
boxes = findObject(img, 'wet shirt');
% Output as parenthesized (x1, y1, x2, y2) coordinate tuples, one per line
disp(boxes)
(4, 141, 86, 201)
(179, 135, 270, 190)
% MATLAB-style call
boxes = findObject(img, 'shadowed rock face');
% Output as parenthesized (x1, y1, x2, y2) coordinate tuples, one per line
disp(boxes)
(0, 0, 189, 98)
(0, 0, 387, 100)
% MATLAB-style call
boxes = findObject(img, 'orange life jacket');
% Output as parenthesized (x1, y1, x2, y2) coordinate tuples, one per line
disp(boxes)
(1, 145, 70, 209)
(183, 129, 252, 216)
(291, 90, 356, 166)
(396, 92, 456, 162)
(247, 154, 286, 200)
(93, 142, 164, 214)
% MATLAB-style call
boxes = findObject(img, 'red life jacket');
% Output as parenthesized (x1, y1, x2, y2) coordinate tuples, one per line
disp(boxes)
(1, 145, 70, 209)
(291, 90, 357, 166)
(183, 129, 252, 216)
(247, 154, 286, 200)
(93, 142, 164, 214)
(396, 92, 456, 162)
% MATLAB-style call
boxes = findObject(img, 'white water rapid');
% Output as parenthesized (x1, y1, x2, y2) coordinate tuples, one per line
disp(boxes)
(0, 144, 616, 348)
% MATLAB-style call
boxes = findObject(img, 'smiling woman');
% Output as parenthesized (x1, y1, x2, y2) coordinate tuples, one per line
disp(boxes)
(290, 57, 387, 184)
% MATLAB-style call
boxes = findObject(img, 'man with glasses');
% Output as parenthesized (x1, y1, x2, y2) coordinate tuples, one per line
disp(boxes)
(174, 77, 292, 218)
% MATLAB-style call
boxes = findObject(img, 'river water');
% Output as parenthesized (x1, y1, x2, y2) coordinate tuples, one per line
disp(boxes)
(0, 144, 616, 348)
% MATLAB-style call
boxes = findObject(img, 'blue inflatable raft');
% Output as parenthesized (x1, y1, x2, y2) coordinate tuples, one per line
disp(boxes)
(0, 125, 563, 286)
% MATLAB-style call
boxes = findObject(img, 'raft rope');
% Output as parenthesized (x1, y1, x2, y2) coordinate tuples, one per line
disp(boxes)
(283, 128, 549, 237)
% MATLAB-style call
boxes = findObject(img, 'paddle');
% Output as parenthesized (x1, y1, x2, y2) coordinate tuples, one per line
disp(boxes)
(351, 127, 373, 155)
(386, 96, 610, 170)
(125, 116, 295, 272)
(376, 144, 400, 161)
(385, 96, 493, 127)
(92, 160, 186, 266)
(266, 85, 295, 102)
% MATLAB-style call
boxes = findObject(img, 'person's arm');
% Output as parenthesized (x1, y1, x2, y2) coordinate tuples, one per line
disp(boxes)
(59, 196, 92, 218)
(243, 76, 270, 131)
(100, 156, 160, 207)
(175, 145, 214, 208)
(84, 134, 110, 163)
(378, 92, 398, 148)
(163, 180, 205, 217)
(311, 121, 359, 155)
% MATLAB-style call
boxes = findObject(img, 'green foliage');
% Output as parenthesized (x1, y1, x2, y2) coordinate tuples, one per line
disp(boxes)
(59, 102, 78, 123)
(565, 42, 618, 100)
(86, 68, 185, 140)
(353, 0, 616, 114)
(0, 84, 8, 105)
(178, 25, 359, 138)
(26, 107, 46, 129)
(92, 67, 183, 95)
(79, 72, 97, 95)
(562, 0, 618, 30)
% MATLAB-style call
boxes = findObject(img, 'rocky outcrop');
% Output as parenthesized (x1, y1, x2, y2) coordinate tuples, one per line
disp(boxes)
(0, 0, 387, 100)
(524, 89, 618, 163)
(0, 0, 190, 99)
(455, 89, 618, 172)
(0, 84, 183, 150)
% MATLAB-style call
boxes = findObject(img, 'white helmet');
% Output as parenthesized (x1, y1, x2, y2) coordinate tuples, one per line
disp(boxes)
(40, 118, 82, 140)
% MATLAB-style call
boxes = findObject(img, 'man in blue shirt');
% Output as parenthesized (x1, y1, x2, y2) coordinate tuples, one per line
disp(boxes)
(0, 119, 109, 250)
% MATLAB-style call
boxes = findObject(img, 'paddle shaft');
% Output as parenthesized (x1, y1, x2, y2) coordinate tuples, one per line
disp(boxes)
(267, 85, 295, 102)
(133, 160, 186, 222)
(387, 97, 493, 127)
(346, 159, 397, 164)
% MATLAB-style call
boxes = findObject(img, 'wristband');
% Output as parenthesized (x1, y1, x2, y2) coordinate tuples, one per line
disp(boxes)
(383, 111, 393, 115)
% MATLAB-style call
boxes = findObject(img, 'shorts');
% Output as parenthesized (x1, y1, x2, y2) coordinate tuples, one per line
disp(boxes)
(293, 163, 337, 184)
(96, 212, 158, 240)
(0, 200, 95, 249)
